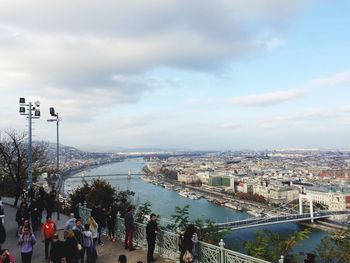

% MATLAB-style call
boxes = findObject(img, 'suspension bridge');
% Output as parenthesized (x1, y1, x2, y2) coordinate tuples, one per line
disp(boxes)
(214, 210, 350, 230)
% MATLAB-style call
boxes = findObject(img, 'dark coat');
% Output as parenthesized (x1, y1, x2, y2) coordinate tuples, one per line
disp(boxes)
(0, 222, 6, 244)
(64, 236, 78, 260)
(15, 208, 29, 225)
(124, 211, 134, 230)
(146, 220, 158, 241)
(106, 211, 116, 228)
(50, 240, 65, 262)
(91, 207, 104, 225)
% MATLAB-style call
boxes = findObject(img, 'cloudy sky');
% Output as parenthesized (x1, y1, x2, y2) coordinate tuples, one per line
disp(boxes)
(1, 0, 350, 151)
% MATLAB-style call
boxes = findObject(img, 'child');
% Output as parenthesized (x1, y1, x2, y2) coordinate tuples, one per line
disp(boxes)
(83, 224, 94, 263)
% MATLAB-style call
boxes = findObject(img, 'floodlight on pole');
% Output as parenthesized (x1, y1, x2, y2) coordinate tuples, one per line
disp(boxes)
(47, 106, 62, 220)
(19, 97, 40, 189)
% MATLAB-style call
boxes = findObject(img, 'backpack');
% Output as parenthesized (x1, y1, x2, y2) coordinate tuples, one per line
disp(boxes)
(82, 232, 92, 248)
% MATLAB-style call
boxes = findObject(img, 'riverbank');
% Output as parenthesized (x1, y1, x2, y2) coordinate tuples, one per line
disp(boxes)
(64, 158, 334, 256)
(298, 220, 348, 234)
(141, 172, 273, 216)
(142, 170, 348, 233)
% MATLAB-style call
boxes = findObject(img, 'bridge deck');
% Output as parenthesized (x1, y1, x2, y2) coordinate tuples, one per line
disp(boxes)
(215, 210, 350, 230)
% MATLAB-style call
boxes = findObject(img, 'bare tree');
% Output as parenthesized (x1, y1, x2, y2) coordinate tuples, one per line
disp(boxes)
(0, 130, 50, 202)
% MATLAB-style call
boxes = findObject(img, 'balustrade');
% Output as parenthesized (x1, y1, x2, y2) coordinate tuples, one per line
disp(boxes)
(79, 204, 270, 263)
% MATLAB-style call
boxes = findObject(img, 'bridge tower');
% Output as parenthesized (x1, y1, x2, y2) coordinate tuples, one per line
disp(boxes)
(299, 193, 314, 223)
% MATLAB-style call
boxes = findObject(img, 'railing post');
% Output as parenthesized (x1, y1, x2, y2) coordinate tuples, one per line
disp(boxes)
(219, 239, 225, 263)
(143, 222, 148, 250)
(175, 228, 181, 263)
(82, 201, 87, 223)
(278, 255, 284, 263)
(117, 211, 121, 241)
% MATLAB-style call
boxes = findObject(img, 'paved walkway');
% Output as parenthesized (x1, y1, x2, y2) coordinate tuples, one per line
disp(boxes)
(1, 197, 172, 263)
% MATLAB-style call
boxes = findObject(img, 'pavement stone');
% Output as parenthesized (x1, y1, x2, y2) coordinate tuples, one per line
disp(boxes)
(1, 197, 173, 263)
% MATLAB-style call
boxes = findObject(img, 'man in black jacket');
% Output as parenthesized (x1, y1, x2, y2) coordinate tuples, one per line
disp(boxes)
(0, 220, 6, 252)
(50, 234, 65, 263)
(146, 213, 159, 263)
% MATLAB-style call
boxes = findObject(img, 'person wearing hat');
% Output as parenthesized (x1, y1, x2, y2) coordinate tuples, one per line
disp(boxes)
(50, 234, 65, 263)
(41, 216, 56, 260)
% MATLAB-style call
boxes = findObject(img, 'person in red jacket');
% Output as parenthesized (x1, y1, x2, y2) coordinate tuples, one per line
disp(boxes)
(0, 249, 15, 263)
(41, 216, 56, 260)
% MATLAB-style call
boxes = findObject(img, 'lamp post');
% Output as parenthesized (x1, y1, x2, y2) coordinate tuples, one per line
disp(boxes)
(47, 107, 61, 220)
(19, 98, 41, 190)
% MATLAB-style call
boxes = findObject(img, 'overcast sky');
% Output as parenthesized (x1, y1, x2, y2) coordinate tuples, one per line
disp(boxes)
(1, 0, 350, 151)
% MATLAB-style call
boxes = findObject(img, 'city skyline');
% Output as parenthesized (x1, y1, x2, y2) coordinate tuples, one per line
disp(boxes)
(0, 1, 350, 151)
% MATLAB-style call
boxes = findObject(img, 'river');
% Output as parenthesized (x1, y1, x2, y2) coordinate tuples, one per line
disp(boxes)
(64, 158, 327, 255)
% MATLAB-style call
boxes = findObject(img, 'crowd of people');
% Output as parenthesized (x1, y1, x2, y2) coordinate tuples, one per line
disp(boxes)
(0, 185, 59, 263)
(0, 188, 201, 263)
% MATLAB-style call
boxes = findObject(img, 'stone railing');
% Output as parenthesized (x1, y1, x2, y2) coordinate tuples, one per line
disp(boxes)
(79, 203, 271, 263)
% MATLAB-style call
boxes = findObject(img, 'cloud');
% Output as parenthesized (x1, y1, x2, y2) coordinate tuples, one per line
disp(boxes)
(0, 0, 309, 120)
(308, 70, 350, 88)
(258, 105, 350, 128)
(229, 89, 305, 106)
(229, 69, 350, 107)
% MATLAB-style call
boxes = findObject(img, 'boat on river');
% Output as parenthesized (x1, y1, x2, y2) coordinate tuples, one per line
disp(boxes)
(188, 193, 200, 200)
(179, 190, 190, 198)
(225, 202, 243, 211)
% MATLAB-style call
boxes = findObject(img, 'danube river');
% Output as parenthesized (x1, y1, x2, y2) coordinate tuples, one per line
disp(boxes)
(64, 158, 327, 255)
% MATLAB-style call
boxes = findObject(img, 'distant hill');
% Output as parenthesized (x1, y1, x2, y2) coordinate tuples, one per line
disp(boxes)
(76, 144, 194, 153)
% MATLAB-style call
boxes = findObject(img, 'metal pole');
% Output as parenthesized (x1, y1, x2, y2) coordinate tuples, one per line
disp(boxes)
(56, 113, 59, 172)
(56, 113, 60, 220)
(28, 102, 33, 189)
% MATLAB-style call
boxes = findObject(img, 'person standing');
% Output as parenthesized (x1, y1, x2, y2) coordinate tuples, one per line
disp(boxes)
(64, 213, 76, 233)
(82, 224, 94, 263)
(91, 204, 104, 245)
(117, 254, 127, 263)
(106, 207, 116, 242)
(18, 226, 36, 263)
(41, 216, 56, 260)
(64, 230, 79, 263)
(72, 218, 84, 263)
(50, 234, 65, 263)
(87, 216, 98, 260)
(16, 203, 29, 237)
(0, 221, 6, 252)
(13, 186, 22, 207)
(28, 198, 40, 232)
(0, 249, 15, 263)
(180, 224, 197, 263)
(18, 220, 31, 237)
(146, 213, 159, 263)
(46, 186, 56, 219)
(124, 207, 135, 251)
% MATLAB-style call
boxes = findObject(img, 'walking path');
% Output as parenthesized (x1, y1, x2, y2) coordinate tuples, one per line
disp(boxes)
(1, 198, 171, 262)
